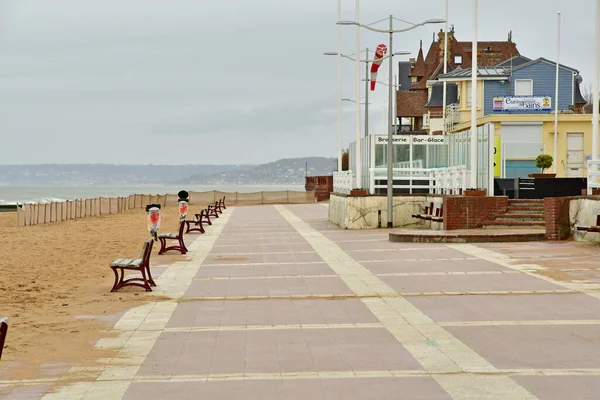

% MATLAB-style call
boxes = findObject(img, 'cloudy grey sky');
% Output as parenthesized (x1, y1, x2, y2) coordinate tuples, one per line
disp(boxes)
(0, 0, 596, 165)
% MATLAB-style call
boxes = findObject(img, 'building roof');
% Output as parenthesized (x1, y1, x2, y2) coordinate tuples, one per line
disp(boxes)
(511, 57, 579, 74)
(437, 57, 580, 81)
(495, 55, 532, 68)
(438, 66, 512, 80)
(408, 29, 520, 90)
(410, 41, 427, 78)
(397, 91, 428, 117)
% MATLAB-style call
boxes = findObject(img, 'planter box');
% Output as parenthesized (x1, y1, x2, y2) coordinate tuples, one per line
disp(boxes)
(349, 189, 367, 197)
(464, 189, 486, 197)
(528, 173, 556, 178)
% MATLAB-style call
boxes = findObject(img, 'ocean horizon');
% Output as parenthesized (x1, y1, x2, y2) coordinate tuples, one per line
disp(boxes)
(0, 184, 305, 204)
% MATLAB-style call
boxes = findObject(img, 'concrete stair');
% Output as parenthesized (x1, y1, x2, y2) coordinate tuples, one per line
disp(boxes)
(483, 199, 545, 229)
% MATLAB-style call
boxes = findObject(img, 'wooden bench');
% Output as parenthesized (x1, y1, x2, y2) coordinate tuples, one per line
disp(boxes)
(412, 201, 434, 220)
(219, 196, 226, 210)
(197, 208, 212, 226)
(207, 202, 220, 218)
(158, 220, 188, 255)
(110, 238, 155, 292)
(0, 317, 7, 360)
(430, 203, 444, 223)
(576, 214, 600, 232)
(184, 209, 207, 234)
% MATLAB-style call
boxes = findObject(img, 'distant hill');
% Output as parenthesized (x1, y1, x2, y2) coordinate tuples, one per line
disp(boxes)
(180, 157, 337, 185)
(0, 164, 249, 186)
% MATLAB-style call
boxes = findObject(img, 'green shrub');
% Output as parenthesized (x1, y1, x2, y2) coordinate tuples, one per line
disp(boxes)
(535, 154, 553, 173)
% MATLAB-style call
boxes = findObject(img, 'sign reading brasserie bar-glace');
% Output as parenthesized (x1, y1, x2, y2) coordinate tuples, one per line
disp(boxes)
(375, 135, 446, 145)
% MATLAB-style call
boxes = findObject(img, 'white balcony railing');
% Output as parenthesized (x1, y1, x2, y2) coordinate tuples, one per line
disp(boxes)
(444, 103, 460, 133)
(333, 170, 353, 194)
(369, 165, 468, 195)
(587, 160, 600, 195)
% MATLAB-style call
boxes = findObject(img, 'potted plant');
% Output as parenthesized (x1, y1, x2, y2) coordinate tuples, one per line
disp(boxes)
(529, 154, 556, 178)
(464, 188, 486, 196)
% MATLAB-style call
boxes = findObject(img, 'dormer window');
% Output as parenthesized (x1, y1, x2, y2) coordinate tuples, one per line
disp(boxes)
(454, 55, 463, 65)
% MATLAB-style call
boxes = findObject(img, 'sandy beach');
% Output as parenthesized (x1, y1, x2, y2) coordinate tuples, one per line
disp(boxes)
(0, 207, 186, 380)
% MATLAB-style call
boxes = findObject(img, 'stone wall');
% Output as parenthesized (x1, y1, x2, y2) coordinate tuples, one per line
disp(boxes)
(570, 197, 600, 243)
(328, 194, 443, 229)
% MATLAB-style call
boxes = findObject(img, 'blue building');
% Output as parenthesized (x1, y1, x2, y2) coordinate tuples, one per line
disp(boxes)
(437, 56, 586, 118)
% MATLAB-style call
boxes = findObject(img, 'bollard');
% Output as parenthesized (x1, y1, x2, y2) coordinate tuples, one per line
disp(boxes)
(146, 204, 161, 240)
(178, 190, 189, 221)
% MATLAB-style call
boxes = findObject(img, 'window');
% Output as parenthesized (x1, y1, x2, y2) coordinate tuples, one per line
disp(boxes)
(514, 79, 533, 96)
(454, 54, 463, 64)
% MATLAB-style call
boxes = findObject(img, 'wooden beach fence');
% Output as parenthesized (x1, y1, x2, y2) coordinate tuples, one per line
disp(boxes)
(16, 191, 315, 226)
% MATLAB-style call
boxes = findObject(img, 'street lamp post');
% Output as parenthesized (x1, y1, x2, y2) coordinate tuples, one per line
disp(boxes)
(593, 0, 600, 186)
(470, 0, 478, 189)
(339, 16, 444, 228)
(325, 50, 409, 145)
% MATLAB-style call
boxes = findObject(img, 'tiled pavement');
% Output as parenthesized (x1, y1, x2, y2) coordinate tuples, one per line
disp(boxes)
(3, 204, 600, 399)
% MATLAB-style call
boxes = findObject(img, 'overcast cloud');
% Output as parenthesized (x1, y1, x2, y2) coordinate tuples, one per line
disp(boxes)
(0, 0, 596, 164)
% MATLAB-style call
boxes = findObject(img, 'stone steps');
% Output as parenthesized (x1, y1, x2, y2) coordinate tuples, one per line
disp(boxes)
(483, 220, 546, 229)
(482, 199, 546, 230)
(506, 206, 545, 214)
(496, 213, 545, 222)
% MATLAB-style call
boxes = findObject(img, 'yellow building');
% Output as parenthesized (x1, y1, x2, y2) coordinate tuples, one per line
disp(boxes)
(437, 58, 592, 178)
(451, 113, 596, 178)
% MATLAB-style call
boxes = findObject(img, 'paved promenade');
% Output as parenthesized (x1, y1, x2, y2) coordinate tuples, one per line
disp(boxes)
(5, 203, 600, 399)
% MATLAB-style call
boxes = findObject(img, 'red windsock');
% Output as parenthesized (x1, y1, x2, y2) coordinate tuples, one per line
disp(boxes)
(370, 44, 387, 91)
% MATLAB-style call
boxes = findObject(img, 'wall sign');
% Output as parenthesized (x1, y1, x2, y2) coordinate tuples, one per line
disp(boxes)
(375, 135, 446, 145)
(493, 96, 552, 112)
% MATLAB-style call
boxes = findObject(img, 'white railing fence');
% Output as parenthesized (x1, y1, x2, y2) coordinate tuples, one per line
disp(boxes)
(333, 170, 354, 194)
(587, 160, 600, 195)
(369, 165, 468, 195)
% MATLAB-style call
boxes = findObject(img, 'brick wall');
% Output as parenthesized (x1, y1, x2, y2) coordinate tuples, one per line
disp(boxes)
(443, 196, 508, 230)
(305, 176, 333, 202)
(544, 197, 573, 240)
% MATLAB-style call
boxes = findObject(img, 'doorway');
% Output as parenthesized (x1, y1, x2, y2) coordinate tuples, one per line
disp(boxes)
(566, 133, 584, 177)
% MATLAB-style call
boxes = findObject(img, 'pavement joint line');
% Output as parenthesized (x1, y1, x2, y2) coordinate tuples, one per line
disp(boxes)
(274, 205, 536, 400)
(447, 244, 600, 302)
(199, 261, 327, 267)
(40, 210, 233, 400)
(190, 270, 522, 281)
(162, 323, 383, 332)
(179, 289, 586, 302)
(360, 257, 480, 263)
(12, 368, 600, 388)
(210, 250, 316, 255)
(439, 319, 600, 327)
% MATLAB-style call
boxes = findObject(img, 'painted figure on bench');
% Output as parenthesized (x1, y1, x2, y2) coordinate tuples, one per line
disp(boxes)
(178, 190, 189, 221)
(146, 204, 161, 241)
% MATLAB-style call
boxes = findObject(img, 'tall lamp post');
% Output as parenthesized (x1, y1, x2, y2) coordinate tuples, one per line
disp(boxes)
(325, 50, 410, 143)
(338, 16, 444, 228)
(593, 0, 600, 186)
(470, 0, 478, 190)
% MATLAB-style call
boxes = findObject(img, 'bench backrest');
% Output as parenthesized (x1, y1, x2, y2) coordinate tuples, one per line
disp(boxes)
(0, 317, 8, 360)
(424, 201, 434, 216)
(140, 238, 153, 266)
(433, 202, 443, 218)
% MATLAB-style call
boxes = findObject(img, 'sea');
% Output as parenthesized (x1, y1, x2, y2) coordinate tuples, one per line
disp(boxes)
(0, 184, 305, 204)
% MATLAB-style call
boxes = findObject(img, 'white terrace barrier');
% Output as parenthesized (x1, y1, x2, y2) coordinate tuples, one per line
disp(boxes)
(333, 170, 354, 194)
(369, 165, 468, 195)
(587, 160, 600, 195)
